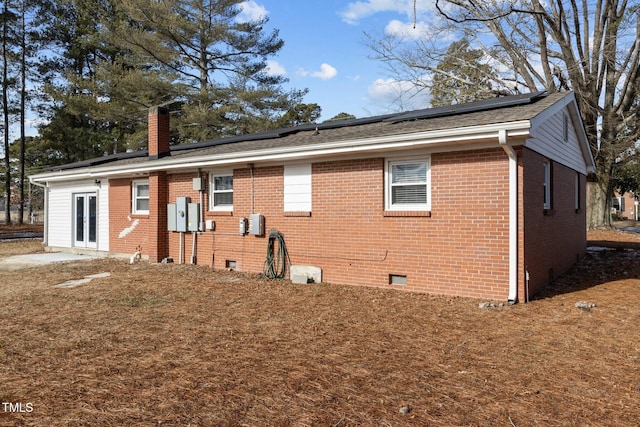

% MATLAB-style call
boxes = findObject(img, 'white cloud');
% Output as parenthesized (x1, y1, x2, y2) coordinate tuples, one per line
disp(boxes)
(312, 63, 338, 79)
(339, 0, 434, 25)
(367, 77, 431, 110)
(265, 60, 286, 76)
(238, 1, 268, 21)
(384, 19, 431, 40)
(300, 63, 338, 80)
(340, 0, 400, 24)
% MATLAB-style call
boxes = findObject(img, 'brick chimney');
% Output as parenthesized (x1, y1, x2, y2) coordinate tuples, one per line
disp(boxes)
(148, 106, 170, 159)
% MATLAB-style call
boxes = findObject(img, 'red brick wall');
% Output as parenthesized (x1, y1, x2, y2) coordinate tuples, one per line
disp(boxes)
(613, 191, 637, 220)
(148, 171, 168, 262)
(107, 146, 586, 301)
(157, 148, 513, 300)
(521, 147, 587, 298)
(108, 178, 151, 255)
(148, 107, 170, 158)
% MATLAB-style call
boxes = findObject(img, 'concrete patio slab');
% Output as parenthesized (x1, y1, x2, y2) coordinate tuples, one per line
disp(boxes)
(0, 252, 101, 271)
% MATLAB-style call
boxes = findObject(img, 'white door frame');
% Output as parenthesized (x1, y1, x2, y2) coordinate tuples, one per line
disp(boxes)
(73, 192, 97, 249)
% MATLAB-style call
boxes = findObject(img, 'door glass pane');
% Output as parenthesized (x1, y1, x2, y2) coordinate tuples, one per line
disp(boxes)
(88, 195, 97, 243)
(76, 196, 84, 242)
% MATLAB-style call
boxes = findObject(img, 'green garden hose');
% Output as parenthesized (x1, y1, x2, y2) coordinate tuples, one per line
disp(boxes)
(263, 230, 290, 279)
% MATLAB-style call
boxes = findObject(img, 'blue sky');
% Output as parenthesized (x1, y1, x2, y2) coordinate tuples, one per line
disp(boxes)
(21, 0, 430, 137)
(240, 0, 433, 122)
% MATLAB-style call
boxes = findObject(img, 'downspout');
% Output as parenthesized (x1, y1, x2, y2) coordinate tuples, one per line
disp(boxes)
(499, 129, 518, 304)
(198, 169, 204, 232)
(29, 179, 48, 246)
(248, 163, 255, 214)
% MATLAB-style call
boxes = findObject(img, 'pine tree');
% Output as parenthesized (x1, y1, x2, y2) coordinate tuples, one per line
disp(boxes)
(109, 0, 303, 142)
(38, 0, 179, 157)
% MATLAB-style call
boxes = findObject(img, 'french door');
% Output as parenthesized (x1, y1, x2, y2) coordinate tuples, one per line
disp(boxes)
(74, 193, 97, 248)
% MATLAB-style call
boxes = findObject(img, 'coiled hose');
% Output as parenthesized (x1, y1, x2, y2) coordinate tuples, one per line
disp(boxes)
(263, 230, 290, 279)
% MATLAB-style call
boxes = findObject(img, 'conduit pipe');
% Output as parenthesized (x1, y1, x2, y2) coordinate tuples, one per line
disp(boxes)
(499, 129, 518, 304)
(198, 169, 205, 231)
(191, 232, 197, 264)
(248, 163, 255, 214)
(191, 169, 204, 265)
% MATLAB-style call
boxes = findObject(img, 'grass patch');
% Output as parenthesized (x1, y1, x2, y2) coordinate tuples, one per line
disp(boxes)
(0, 229, 639, 425)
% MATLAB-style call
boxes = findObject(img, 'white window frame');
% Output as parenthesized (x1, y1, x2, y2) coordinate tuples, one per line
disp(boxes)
(209, 171, 233, 211)
(284, 163, 312, 212)
(574, 173, 580, 210)
(132, 179, 150, 215)
(543, 160, 551, 209)
(385, 156, 431, 211)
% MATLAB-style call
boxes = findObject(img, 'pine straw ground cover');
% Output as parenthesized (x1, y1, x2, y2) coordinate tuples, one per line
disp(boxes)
(0, 229, 639, 427)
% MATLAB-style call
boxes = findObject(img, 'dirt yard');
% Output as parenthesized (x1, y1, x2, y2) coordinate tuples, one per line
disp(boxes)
(0, 226, 639, 426)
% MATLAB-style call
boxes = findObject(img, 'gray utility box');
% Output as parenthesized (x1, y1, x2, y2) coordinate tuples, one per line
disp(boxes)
(248, 213, 265, 236)
(192, 177, 205, 191)
(187, 202, 200, 231)
(168, 197, 200, 232)
(167, 204, 177, 231)
(176, 197, 190, 232)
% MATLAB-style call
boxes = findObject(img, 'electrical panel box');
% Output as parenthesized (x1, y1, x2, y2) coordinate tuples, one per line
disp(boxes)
(248, 213, 265, 236)
(193, 177, 205, 191)
(176, 197, 190, 232)
(187, 203, 200, 231)
(167, 204, 177, 231)
(239, 217, 248, 235)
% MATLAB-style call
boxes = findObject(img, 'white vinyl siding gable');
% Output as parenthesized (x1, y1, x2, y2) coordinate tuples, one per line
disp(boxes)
(284, 164, 312, 212)
(527, 106, 589, 175)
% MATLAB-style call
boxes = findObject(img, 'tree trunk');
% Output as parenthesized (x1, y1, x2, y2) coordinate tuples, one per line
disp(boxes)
(2, 0, 12, 225)
(586, 180, 612, 230)
(18, 1, 26, 224)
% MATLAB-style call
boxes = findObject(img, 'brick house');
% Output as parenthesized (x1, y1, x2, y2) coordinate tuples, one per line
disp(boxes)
(612, 191, 638, 220)
(30, 91, 595, 302)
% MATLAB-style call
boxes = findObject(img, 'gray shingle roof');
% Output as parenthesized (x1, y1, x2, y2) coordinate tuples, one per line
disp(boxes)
(47, 91, 566, 172)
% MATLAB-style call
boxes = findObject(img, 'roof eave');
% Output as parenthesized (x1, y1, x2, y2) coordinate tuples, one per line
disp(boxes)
(30, 120, 533, 183)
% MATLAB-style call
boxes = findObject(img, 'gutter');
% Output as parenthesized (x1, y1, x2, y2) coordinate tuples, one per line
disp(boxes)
(499, 129, 519, 304)
(30, 121, 533, 183)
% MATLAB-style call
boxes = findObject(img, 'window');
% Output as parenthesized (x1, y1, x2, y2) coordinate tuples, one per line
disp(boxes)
(210, 172, 233, 211)
(612, 197, 624, 213)
(575, 173, 580, 210)
(132, 180, 149, 214)
(284, 164, 312, 212)
(385, 157, 430, 211)
(543, 160, 552, 209)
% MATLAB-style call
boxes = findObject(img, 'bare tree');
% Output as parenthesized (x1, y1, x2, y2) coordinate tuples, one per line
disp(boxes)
(369, 0, 640, 228)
